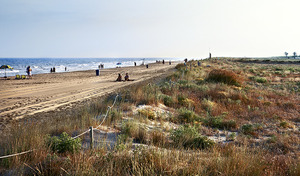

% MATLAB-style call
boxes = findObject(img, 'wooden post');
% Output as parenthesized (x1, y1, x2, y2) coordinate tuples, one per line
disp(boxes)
(89, 126, 94, 149)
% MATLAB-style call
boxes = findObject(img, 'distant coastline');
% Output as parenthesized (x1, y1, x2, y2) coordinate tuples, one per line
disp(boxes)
(0, 58, 183, 77)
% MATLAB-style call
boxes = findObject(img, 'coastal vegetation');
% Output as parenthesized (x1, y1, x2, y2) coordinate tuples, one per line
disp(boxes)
(0, 58, 299, 175)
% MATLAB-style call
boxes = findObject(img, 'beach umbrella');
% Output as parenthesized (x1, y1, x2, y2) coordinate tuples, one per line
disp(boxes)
(0, 65, 13, 78)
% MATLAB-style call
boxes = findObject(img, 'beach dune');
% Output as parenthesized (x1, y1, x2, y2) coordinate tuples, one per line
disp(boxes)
(0, 62, 178, 123)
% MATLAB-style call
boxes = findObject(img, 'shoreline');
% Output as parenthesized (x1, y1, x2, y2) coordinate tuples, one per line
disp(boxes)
(0, 61, 176, 80)
(0, 62, 180, 126)
(0, 58, 182, 78)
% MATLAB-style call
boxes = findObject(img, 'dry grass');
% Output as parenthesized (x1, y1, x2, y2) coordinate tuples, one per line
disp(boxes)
(207, 69, 243, 86)
(0, 58, 299, 175)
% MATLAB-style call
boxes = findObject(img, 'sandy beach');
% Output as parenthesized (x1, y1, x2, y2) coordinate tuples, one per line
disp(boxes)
(0, 62, 179, 123)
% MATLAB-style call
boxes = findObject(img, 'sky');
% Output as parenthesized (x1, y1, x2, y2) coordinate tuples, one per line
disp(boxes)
(0, 0, 299, 58)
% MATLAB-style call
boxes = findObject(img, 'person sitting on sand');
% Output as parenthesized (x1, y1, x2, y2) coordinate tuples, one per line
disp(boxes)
(124, 73, 129, 81)
(116, 73, 122, 82)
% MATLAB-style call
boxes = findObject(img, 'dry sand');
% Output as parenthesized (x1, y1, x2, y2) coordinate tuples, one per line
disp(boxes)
(0, 62, 179, 123)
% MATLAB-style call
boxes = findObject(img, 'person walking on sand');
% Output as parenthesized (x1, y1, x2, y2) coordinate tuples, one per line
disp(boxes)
(116, 73, 122, 82)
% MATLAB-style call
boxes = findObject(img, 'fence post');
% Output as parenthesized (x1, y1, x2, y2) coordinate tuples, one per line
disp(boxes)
(89, 126, 94, 149)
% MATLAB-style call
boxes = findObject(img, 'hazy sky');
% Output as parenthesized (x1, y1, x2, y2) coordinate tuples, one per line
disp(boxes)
(0, 0, 299, 58)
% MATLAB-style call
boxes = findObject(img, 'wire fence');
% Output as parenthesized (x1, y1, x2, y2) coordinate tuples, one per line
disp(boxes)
(0, 94, 119, 159)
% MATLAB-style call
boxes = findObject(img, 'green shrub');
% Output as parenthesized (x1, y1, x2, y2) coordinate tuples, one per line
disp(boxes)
(274, 71, 282, 75)
(162, 94, 174, 107)
(250, 76, 267, 83)
(207, 69, 242, 86)
(279, 121, 289, 128)
(256, 77, 267, 83)
(115, 134, 130, 151)
(121, 120, 138, 137)
(240, 124, 255, 136)
(288, 68, 295, 72)
(249, 68, 256, 73)
(171, 125, 214, 149)
(179, 83, 207, 92)
(275, 67, 283, 71)
(108, 109, 122, 124)
(46, 132, 81, 153)
(227, 133, 236, 141)
(177, 108, 198, 123)
(203, 116, 237, 130)
(201, 98, 215, 112)
(160, 82, 172, 92)
(177, 94, 187, 105)
(138, 109, 156, 120)
(178, 80, 188, 85)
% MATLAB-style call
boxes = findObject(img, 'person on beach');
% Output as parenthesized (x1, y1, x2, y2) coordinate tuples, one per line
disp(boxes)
(116, 73, 122, 82)
(53, 67, 56, 73)
(169, 61, 171, 65)
(26, 66, 30, 76)
(65, 67, 67, 71)
(50, 68, 53, 73)
(124, 73, 134, 81)
(134, 62, 136, 66)
(162, 60, 165, 64)
(125, 73, 129, 81)
(26, 66, 32, 78)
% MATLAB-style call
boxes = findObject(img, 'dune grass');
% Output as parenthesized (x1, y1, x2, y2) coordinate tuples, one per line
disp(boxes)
(0, 58, 299, 175)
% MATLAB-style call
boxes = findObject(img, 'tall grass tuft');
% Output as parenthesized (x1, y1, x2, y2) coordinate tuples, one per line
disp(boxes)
(171, 125, 214, 149)
(207, 69, 243, 86)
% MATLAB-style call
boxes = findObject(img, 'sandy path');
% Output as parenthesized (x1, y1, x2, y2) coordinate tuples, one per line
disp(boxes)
(0, 63, 178, 121)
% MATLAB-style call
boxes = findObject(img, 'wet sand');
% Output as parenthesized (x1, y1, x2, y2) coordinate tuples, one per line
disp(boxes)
(0, 62, 179, 124)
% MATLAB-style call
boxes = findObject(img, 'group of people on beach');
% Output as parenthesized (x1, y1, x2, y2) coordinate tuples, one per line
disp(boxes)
(50, 67, 68, 73)
(116, 73, 132, 82)
(156, 60, 171, 65)
(98, 64, 104, 69)
(115, 59, 173, 81)
(50, 67, 56, 73)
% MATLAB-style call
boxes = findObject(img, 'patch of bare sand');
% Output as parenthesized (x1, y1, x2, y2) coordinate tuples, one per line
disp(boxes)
(0, 62, 179, 123)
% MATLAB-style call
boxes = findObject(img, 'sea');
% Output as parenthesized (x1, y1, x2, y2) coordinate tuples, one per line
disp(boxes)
(0, 58, 183, 77)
